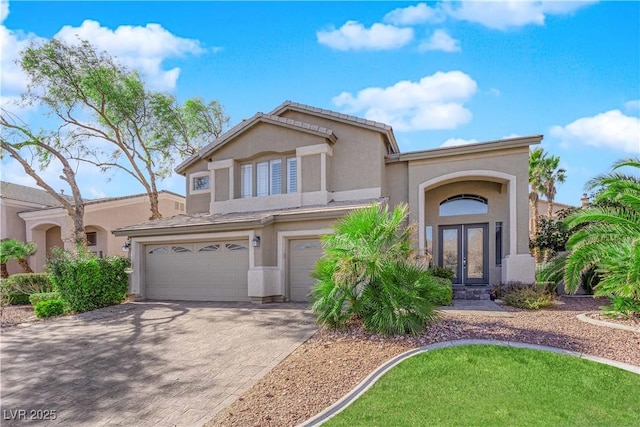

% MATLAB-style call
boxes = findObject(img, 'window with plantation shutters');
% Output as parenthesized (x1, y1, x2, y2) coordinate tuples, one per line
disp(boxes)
(287, 157, 297, 193)
(256, 162, 269, 197)
(270, 159, 282, 195)
(241, 164, 253, 198)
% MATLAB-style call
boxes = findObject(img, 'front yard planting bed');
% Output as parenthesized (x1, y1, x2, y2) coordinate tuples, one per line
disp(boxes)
(208, 297, 640, 427)
(325, 345, 640, 427)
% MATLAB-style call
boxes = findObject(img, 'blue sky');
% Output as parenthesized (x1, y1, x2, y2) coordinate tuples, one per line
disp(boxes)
(1, 1, 639, 206)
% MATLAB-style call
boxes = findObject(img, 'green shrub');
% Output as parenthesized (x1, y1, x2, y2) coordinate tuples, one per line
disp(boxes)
(34, 299, 66, 318)
(9, 290, 31, 305)
(502, 287, 554, 310)
(47, 249, 130, 313)
(3, 273, 53, 294)
(491, 281, 535, 300)
(429, 266, 454, 281)
(29, 292, 60, 306)
(431, 276, 453, 306)
(602, 296, 640, 318)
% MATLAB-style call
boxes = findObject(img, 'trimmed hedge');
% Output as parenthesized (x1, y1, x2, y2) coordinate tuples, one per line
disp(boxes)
(47, 250, 130, 313)
(34, 299, 66, 318)
(29, 292, 61, 306)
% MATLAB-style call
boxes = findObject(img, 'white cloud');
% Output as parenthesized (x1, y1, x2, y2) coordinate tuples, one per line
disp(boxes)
(625, 100, 640, 111)
(441, 137, 479, 147)
(550, 110, 640, 153)
(0, 0, 8, 24)
(384, 3, 445, 25)
(443, 1, 596, 30)
(419, 29, 460, 52)
(488, 88, 501, 97)
(55, 20, 205, 91)
(333, 71, 477, 131)
(317, 21, 413, 51)
(0, 26, 46, 100)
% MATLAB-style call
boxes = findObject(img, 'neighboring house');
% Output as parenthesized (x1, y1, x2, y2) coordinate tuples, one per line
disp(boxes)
(528, 195, 588, 236)
(0, 181, 186, 273)
(114, 101, 541, 302)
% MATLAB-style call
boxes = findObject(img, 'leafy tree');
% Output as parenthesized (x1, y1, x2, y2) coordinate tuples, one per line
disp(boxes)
(311, 204, 442, 335)
(0, 112, 87, 246)
(19, 38, 229, 219)
(540, 158, 640, 313)
(0, 239, 37, 277)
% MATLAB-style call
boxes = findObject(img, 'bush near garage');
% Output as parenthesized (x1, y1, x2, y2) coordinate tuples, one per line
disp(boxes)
(29, 292, 61, 306)
(47, 248, 130, 313)
(1, 273, 53, 305)
(34, 299, 66, 318)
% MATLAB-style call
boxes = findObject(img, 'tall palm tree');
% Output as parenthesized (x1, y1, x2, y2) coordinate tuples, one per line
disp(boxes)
(559, 158, 640, 301)
(540, 154, 567, 261)
(529, 148, 547, 262)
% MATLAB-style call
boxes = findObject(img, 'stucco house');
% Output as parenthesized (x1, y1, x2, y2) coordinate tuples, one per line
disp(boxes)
(114, 101, 541, 303)
(0, 181, 185, 273)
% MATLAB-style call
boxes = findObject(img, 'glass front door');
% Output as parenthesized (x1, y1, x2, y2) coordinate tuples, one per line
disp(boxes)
(438, 223, 488, 285)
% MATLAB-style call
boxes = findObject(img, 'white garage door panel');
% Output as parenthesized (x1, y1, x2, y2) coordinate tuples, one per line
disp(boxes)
(145, 241, 250, 301)
(289, 238, 324, 302)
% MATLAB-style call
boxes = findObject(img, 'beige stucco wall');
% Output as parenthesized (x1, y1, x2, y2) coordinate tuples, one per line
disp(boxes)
(302, 155, 321, 192)
(214, 168, 229, 202)
(1, 201, 30, 274)
(383, 161, 409, 208)
(406, 147, 531, 255)
(185, 159, 210, 214)
(279, 110, 387, 192)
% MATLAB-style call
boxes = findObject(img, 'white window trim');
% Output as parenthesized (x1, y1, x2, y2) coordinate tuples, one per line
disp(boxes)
(190, 171, 211, 195)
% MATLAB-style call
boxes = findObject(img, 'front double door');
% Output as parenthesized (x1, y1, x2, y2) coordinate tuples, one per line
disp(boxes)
(439, 223, 488, 285)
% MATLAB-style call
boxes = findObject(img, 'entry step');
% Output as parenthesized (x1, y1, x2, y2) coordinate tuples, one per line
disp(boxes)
(452, 285, 491, 300)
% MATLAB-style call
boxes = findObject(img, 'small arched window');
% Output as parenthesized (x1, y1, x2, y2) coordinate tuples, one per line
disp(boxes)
(439, 194, 488, 217)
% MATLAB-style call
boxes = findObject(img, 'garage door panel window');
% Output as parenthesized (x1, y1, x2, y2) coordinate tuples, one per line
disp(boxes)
(149, 247, 168, 255)
(226, 243, 248, 251)
(293, 241, 321, 250)
(198, 244, 220, 252)
(172, 246, 192, 253)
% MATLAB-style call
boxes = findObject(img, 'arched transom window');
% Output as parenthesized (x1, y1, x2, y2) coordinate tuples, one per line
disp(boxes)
(439, 194, 488, 217)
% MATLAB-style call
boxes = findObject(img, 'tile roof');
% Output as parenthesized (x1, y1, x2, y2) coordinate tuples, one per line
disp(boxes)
(0, 181, 73, 207)
(113, 199, 384, 235)
(269, 101, 393, 131)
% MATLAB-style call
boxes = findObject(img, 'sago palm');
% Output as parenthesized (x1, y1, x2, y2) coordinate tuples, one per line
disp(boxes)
(560, 158, 640, 303)
(0, 239, 37, 276)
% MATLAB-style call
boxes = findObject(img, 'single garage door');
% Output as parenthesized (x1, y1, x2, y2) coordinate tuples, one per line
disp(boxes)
(289, 238, 324, 302)
(145, 240, 250, 301)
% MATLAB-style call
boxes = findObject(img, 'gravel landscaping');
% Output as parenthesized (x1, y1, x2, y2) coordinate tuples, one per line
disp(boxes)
(0, 305, 37, 328)
(207, 297, 640, 427)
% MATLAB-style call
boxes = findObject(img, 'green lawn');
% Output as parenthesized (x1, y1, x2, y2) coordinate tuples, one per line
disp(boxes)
(324, 345, 640, 427)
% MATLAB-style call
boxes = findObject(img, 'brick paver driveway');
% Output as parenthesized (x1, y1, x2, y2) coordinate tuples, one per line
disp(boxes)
(1, 302, 317, 426)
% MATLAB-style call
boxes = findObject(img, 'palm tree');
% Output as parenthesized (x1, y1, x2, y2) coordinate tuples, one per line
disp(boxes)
(0, 239, 37, 276)
(540, 154, 567, 261)
(557, 158, 640, 303)
(529, 148, 547, 262)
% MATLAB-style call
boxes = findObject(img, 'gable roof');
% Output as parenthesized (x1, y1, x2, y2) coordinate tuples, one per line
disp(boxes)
(175, 112, 338, 175)
(269, 101, 399, 154)
(0, 181, 73, 207)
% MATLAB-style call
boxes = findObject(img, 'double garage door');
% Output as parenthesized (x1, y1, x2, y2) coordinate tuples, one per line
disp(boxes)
(144, 238, 324, 302)
(145, 240, 250, 301)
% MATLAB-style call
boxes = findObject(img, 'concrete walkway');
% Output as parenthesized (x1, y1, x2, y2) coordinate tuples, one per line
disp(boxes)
(1, 301, 316, 427)
(441, 299, 513, 317)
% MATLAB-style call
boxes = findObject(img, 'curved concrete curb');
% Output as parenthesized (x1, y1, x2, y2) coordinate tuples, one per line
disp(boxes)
(297, 339, 640, 427)
(577, 313, 640, 333)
